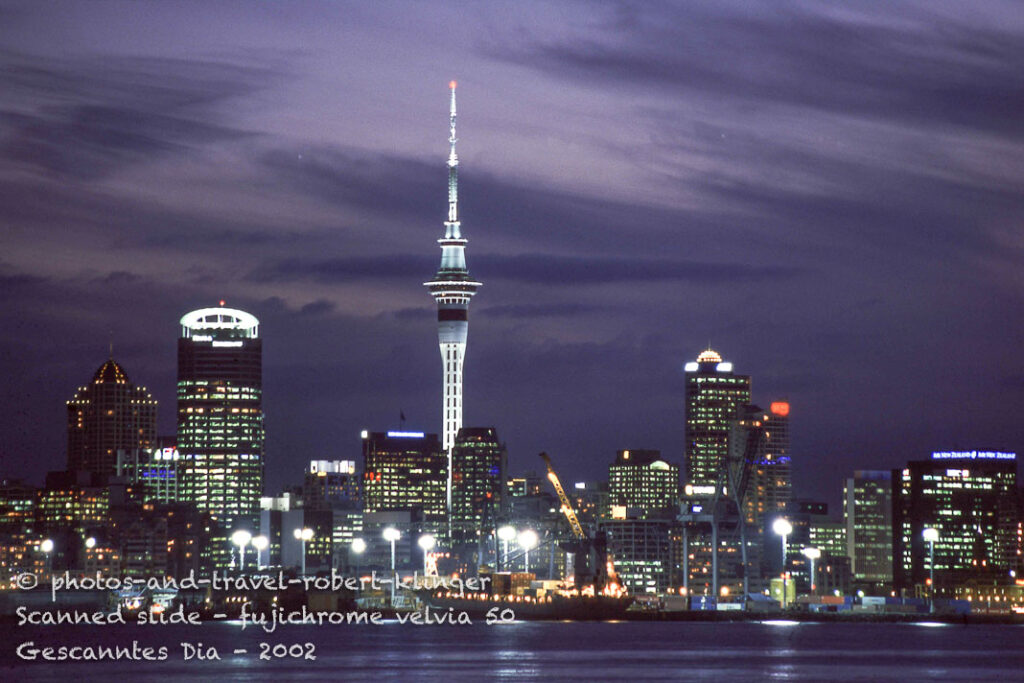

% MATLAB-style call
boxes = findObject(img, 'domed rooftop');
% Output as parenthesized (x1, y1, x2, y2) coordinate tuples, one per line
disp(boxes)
(92, 359, 129, 385)
(696, 348, 722, 364)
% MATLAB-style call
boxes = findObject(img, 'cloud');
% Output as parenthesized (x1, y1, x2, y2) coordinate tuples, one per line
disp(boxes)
(299, 299, 335, 316)
(247, 252, 805, 286)
(489, 2, 1024, 137)
(0, 51, 275, 180)
(478, 303, 607, 318)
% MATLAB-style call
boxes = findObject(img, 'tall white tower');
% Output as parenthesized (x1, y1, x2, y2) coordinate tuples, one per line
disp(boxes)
(424, 81, 481, 514)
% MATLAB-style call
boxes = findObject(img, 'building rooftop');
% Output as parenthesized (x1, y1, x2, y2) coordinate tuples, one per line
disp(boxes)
(92, 359, 128, 385)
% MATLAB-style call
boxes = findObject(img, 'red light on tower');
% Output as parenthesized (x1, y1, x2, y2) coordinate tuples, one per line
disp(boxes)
(770, 402, 790, 417)
(219, 300, 225, 307)
(449, 80, 457, 89)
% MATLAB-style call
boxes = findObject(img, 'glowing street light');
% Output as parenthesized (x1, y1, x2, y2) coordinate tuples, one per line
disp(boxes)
(518, 529, 538, 573)
(40, 538, 54, 577)
(772, 518, 792, 609)
(923, 527, 939, 613)
(85, 537, 96, 549)
(350, 537, 366, 578)
(802, 547, 821, 596)
(498, 525, 516, 571)
(232, 530, 252, 572)
(293, 527, 314, 575)
(251, 535, 268, 570)
(383, 527, 401, 604)
(418, 534, 436, 576)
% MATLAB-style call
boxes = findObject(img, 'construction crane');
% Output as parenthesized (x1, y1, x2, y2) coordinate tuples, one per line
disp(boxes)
(538, 452, 620, 595)
(539, 452, 584, 539)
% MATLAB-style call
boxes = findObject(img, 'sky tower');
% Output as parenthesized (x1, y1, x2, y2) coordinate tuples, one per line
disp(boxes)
(424, 81, 481, 513)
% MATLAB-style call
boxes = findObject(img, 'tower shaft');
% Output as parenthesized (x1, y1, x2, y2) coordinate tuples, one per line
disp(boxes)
(425, 81, 481, 515)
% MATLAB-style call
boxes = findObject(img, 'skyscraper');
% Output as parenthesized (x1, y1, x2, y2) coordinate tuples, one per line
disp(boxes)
(177, 306, 264, 557)
(361, 430, 447, 535)
(424, 82, 481, 515)
(683, 349, 751, 496)
(66, 357, 157, 480)
(739, 402, 793, 534)
(450, 427, 507, 545)
(843, 470, 893, 590)
(729, 402, 793, 589)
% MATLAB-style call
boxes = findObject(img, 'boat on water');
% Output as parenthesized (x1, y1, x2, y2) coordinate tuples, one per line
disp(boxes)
(417, 589, 633, 621)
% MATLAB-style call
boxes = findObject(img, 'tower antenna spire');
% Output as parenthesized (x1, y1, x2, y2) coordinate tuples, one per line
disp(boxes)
(447, 80, 459, 228)
(425, 81, 481, 527)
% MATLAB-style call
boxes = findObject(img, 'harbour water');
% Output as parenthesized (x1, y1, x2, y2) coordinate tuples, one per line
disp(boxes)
(3, 620, 1024, 681)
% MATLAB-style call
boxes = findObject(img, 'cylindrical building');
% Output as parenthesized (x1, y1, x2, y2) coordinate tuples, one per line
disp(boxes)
(177, 306, 263, 566)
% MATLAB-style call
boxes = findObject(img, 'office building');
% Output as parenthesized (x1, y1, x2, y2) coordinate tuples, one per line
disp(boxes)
(608, 449, 679, 519)
(116, 439, 180, 504)
(303, 460, 360, 511)
(66, 357, 157, 480)
(810, 520, 847, 558)
(450, 427, 507, 545)
(892, 451, 1018, 593)
(37, 470, 110, 535)
(844, 470, 893, 590)
(361, 431, 447, 535)
(0, 479, 37, 535)
(742, 402, 793, 529)
(684, 349, 751, 496)
(177, 306, 264, 565)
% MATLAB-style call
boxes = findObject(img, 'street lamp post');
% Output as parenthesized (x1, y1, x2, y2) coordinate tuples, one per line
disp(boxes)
(231, 530, 252, 573)
(923, 527, 939, 613)
(518, 529, 538, 573)
(418, 534, 436, 578)
(252, 535, 268, 570)
(383, 528, 401, 604)
(40, 538, 54, 578)
(294, 528, 313, 575)
(802, 547, 821, 597)
(497, 525, 516, 572)
(772, 518, 792, 609)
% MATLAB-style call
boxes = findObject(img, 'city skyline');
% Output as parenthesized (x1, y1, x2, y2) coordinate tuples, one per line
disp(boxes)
(1, 1, 1022, 504)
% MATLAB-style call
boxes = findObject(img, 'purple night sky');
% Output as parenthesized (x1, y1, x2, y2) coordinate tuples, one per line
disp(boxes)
(1, 1, 1022, 506)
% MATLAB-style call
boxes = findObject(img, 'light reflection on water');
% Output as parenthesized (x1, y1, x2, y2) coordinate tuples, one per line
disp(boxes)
(2, 620, 1023, 681)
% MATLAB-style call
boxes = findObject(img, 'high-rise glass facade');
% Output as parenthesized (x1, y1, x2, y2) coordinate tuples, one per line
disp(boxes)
(684, 349, 750, 496)
(362, 431, 447, 535)
(843, 470, 893, 588)
(450, 427, 506, 544)
(177, 307, 263, 557)
(736, 403, 792, 533)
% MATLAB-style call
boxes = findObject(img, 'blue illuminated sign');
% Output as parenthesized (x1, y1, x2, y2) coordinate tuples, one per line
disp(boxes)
(140, 469, 175, 479)
(755, 456, 792, 466)
(931, 450, 1016, 461)
(387, 431, 425, 439)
